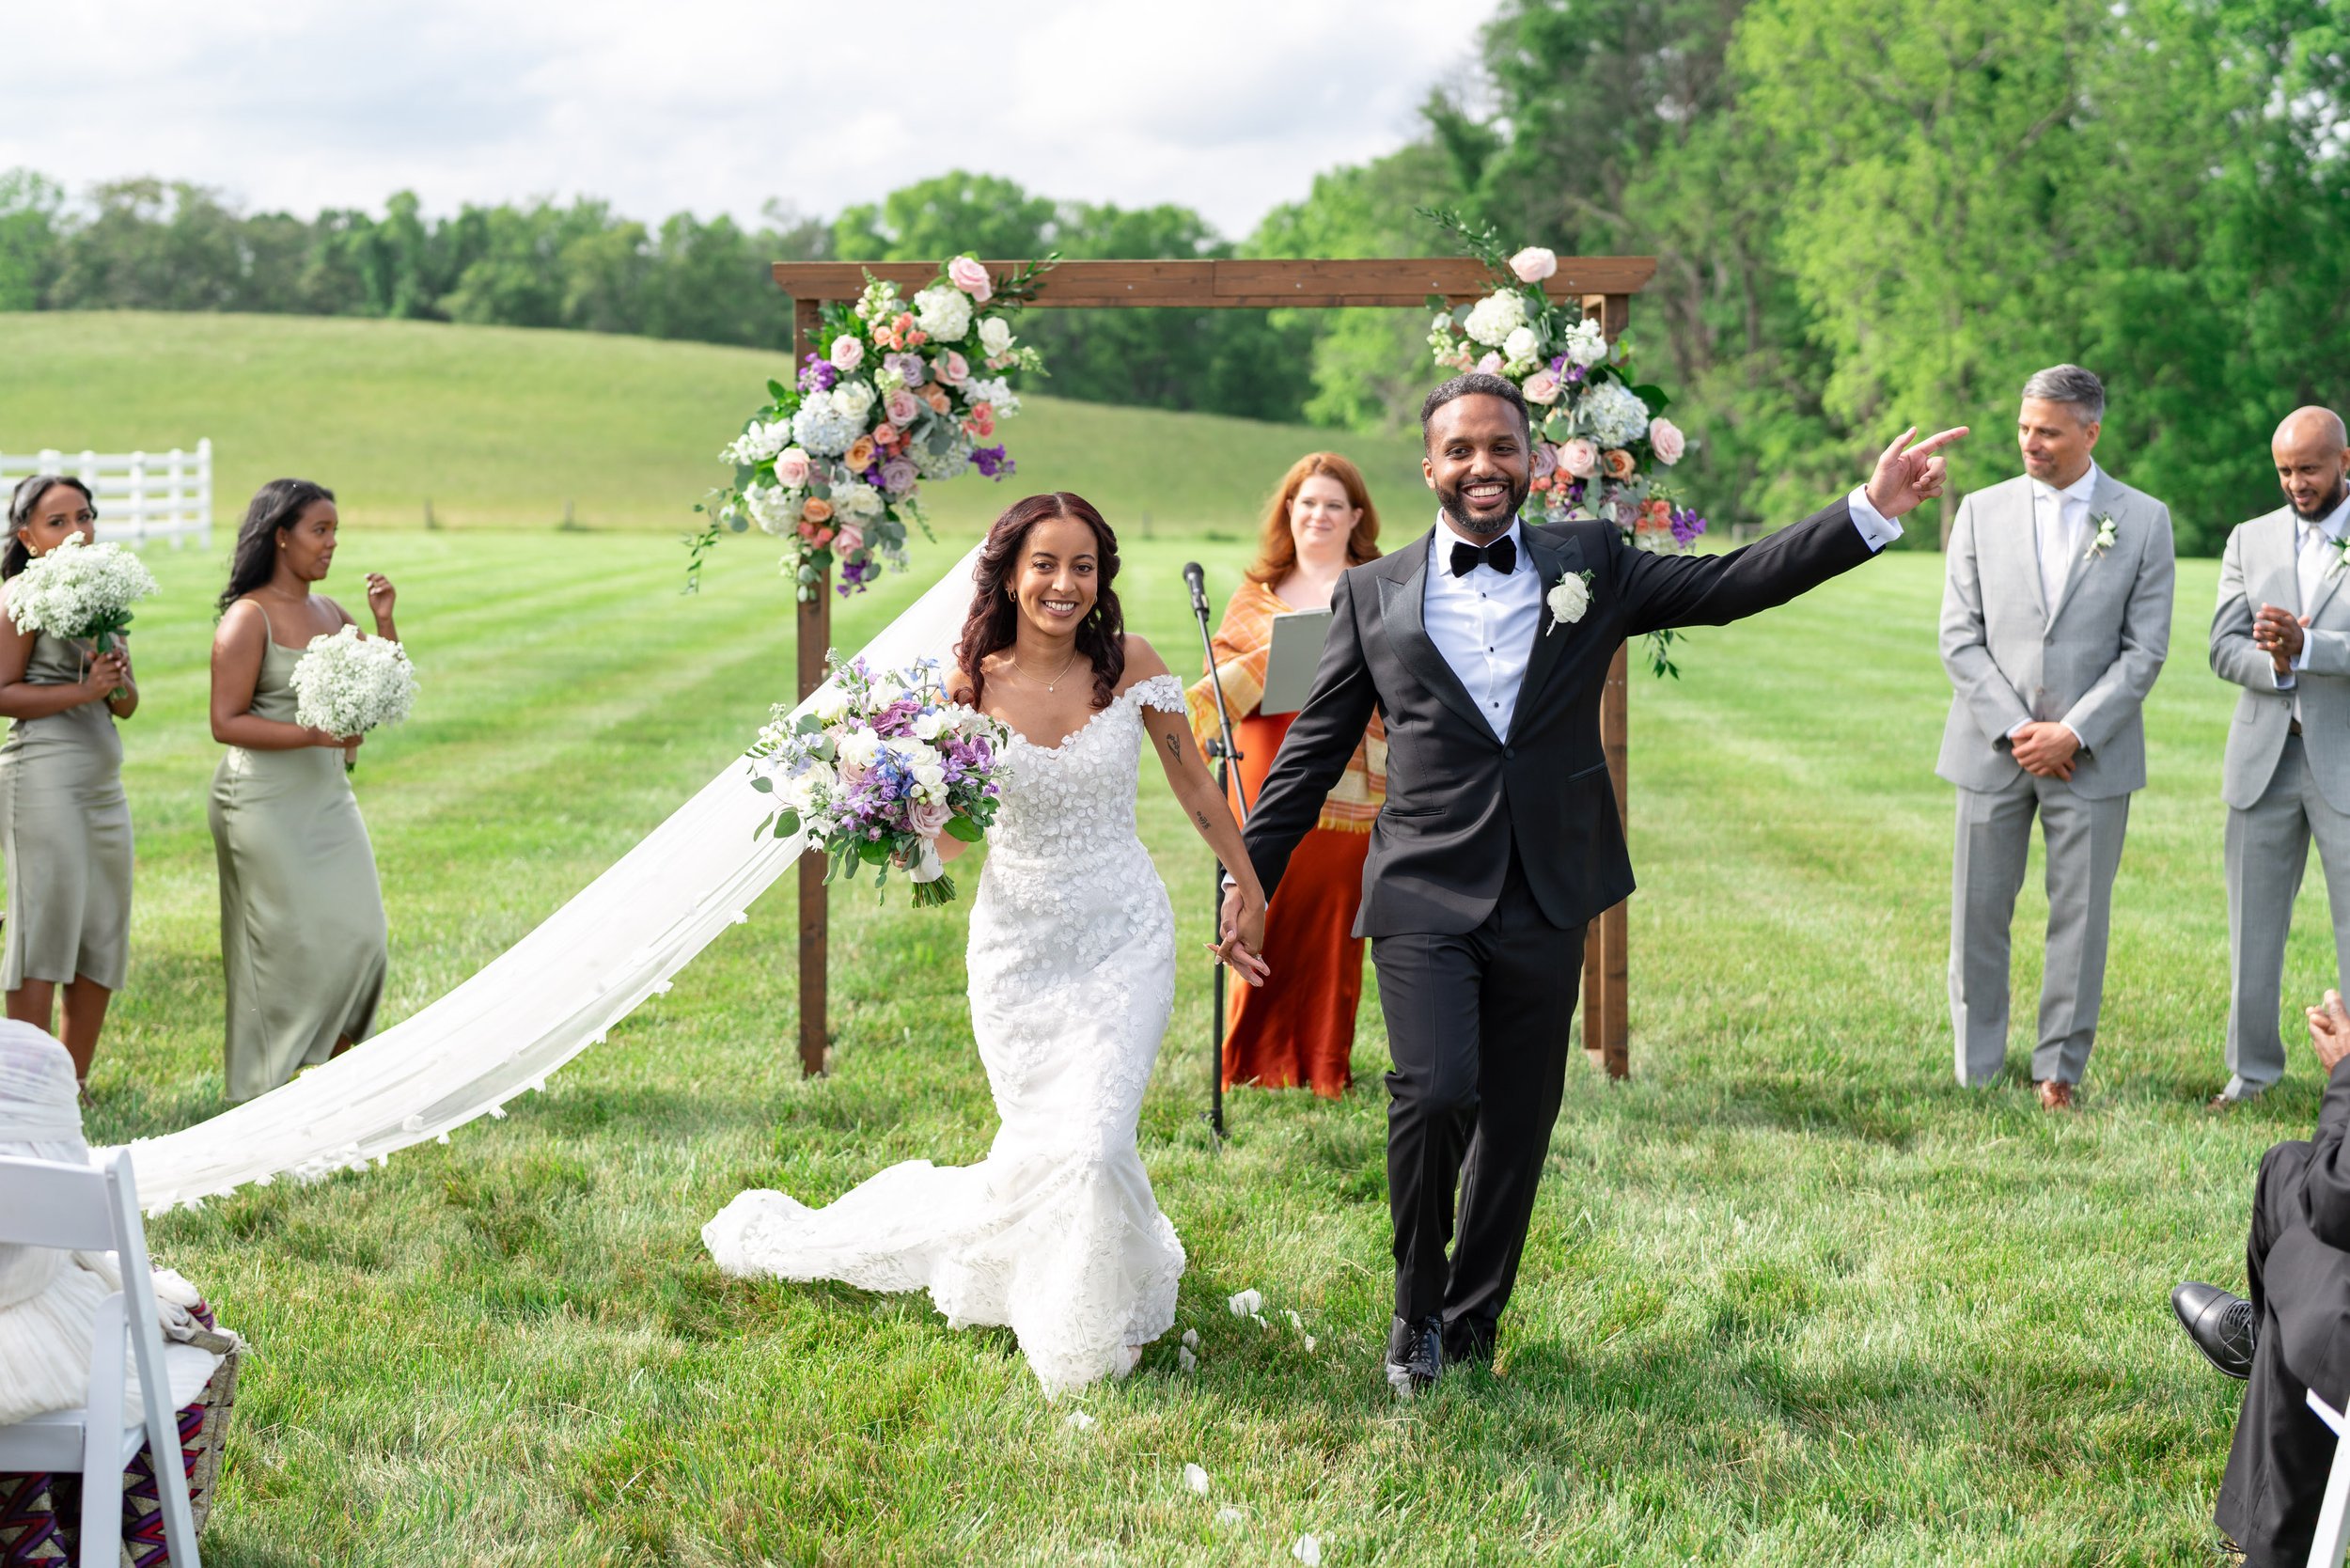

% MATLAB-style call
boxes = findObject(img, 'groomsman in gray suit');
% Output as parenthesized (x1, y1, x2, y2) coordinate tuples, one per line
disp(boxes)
(2212, 406, 2350, 1105)
(1940, 365, 2175, 1108)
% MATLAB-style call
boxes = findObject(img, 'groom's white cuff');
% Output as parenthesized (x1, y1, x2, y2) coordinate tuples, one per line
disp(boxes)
(1846, 488, 1904, 552)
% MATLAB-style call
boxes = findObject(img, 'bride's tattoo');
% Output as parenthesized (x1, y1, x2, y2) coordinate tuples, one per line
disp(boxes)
(1194, 808, 1212, 831)
(1163, 733, 1182, 760)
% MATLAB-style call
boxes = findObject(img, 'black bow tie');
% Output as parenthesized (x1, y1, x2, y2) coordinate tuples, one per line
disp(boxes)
(1449, 534, 1517, 579)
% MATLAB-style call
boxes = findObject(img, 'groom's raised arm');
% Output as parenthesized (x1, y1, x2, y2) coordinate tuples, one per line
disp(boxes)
(1243, 567, 1379, 902)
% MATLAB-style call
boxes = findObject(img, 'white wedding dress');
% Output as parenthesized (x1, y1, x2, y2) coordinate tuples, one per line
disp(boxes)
(703, 674, 1189, 1395)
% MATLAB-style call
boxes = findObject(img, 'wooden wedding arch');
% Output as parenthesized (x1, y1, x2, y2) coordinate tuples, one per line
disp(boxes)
(770, 256, 1657, 1084)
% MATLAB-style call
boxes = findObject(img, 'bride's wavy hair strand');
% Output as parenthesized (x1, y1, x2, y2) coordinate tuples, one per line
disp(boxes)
(956, 492, 1126, 714)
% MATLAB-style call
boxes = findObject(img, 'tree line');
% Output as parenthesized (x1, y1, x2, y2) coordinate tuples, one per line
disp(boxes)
(5, 0, 2346, 549)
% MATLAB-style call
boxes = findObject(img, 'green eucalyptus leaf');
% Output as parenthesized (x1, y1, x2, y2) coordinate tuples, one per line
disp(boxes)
(945, 815, 985, 843)
(748, 775, 774, 793)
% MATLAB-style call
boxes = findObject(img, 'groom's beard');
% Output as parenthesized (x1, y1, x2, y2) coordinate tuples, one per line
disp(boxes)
(1435, 471, 1530, 539)
(2294, 477, 2350, 521)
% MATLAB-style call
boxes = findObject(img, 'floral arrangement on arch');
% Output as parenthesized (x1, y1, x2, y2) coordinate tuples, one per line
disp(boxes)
(1424, 212, 1709, 676)
(692, 254, 1054, 603)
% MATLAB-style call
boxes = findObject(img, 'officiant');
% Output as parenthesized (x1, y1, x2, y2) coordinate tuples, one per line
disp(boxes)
(1185, 453, 1386, 1098)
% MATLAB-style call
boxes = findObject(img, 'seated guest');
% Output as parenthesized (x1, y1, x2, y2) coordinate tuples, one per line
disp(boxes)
(1185, 453, 1384, 1097)
(2174, 987, 2350, 1564)
(208, 479, 400, 1103)
(0, 1020, 241, 1558)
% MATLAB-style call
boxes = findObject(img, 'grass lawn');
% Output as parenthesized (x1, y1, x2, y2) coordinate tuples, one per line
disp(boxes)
(59, 505, 2313, 1567)
(0, 311, 1430, 538)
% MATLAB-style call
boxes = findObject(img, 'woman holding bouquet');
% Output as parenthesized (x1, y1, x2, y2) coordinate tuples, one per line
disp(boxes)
(706, 492, 1271, 1394)
(208, 478, 400, 1102)
(1185, 453, 1385, 1097)
(0, 476, 139, 1089)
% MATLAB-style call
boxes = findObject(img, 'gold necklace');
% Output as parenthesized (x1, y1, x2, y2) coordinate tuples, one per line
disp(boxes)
(1010, 644, 1082, 693)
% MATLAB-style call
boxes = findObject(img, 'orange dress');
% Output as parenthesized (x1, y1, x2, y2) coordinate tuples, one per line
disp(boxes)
(1186, 579, 1386, 1097)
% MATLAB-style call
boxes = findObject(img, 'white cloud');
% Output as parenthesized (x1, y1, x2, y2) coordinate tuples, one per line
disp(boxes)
(3, 0, 1489, 236)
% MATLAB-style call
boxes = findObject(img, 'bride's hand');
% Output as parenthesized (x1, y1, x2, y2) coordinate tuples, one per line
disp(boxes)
(1207, 893, 1271, 986)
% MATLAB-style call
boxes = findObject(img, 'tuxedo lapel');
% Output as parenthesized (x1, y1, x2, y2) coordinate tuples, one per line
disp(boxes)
(2011, 482, 2049, 626)
(2253, 510, 2300, 616)
(1507, 529, 1584, 743)
(2310, 526, 2349, 623)
(1377, 537, 1494, 740)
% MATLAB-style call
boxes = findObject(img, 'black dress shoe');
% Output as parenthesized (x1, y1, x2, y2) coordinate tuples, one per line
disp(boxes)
(1442, 1319, 1496, 1368)
(1385, 1313, 1444, 1399)
(2172, 1280, 2257, 1379)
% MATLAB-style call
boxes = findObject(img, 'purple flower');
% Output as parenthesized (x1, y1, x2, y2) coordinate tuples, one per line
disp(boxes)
(1669, 507, 1709, 547)
(971, 444, 1014, 479)
(884, 353, 926, 387)
(798, 354, 839, 394)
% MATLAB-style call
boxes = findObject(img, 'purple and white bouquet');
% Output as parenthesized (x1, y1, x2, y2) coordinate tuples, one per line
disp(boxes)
(696, 253, 1055, 604)
(1425, 212, 1710, 676)
(746, 656, 1009, 907)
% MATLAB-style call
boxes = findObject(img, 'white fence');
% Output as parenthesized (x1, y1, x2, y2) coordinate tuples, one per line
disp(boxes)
(0, 442, 212, 548)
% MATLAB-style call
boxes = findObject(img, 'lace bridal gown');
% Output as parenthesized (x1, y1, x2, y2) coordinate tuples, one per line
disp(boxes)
(703, 674, 1190, 1394)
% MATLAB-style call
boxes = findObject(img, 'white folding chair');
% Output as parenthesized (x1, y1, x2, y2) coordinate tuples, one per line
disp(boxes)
(0, 1152, 202, 1567)
(2307, 1388, 2350, 1568)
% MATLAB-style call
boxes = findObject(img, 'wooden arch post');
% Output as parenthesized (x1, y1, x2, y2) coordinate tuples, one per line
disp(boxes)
(773, 257, 1655, 1081)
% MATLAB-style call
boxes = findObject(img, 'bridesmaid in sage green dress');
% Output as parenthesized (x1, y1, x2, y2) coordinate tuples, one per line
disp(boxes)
(0, 476, 138, 1090)
(207, 478, 402, 1103)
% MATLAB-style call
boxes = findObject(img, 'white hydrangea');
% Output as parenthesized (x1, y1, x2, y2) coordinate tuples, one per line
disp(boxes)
(914, 433, 973, 481)
(744, 483, 801, 536)
(5, 536, 158, 642)
(791, 390, 860, 457)
(977, 316, 1014, 357)
(837, 479, 884, 520)
(1462, 290, 1529, 348)
(288, 623, 418, 736)
(1577, 380, 1652, 448)
(833, 378, 876, 423)
(1560, 317, 1610, 368)
(721, 418, 791, 465)
(964, 375, 1020, 416)
(1501, 324, 1543, 367)
(913, 284, 972, 342)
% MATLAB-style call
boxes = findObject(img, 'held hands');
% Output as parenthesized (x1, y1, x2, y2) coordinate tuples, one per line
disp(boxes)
(1212, 883, 1272, 987)
(1862, 425, 1970, 519)
(2308, 988, 2350, 1074)
(2254, 604, 2310, 673)
(365, 572, 397, 629)
(2011, 721, 2079, 781)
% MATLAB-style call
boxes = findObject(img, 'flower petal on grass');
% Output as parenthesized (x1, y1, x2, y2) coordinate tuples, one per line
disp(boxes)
(1215, 1506, 1243, 1526)
(1183, 1463, 1210, 1495)
(1064, 1411, 1094, 1430)
(1179, 1345, 1198, 1372)
(1182, 1327, 1199, 1349)
(1229, 1289, 1263, 1316)
(1292, 1533, 1323, 1564)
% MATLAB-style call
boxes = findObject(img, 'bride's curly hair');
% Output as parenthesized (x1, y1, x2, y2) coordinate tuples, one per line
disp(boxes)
(956, 492, 1126, 714)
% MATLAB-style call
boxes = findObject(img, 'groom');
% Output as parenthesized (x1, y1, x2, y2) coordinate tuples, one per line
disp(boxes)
(1223, 372, 1964, 1395)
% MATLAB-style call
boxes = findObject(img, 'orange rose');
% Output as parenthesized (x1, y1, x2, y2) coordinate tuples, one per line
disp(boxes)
(1601, 448, 1637, 481)
(1637, 498, 1671, 529)
(801, 496, 834, 525)
(920, 384, 952, 414)
(844, 435, 876, 470)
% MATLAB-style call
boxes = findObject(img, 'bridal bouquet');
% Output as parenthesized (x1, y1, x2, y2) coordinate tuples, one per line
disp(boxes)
(1426, 212, 1710, 676)
(290, 624, 419, 747)
(6, 534, 159, 654)
(746, 656, 1007, 907)
(695, 253, 1055, 604)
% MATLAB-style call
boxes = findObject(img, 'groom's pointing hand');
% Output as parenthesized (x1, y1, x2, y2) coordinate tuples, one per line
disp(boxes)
(1863, 425, 1970, 519)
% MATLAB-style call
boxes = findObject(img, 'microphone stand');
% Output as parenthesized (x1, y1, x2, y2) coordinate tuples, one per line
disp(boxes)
(1186, 562, 1245, 1143)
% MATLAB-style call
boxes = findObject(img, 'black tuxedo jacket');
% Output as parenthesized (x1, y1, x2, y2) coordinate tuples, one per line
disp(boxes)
(2269, 1056, 2350, 1406)
(1243, 500, 1875, 938)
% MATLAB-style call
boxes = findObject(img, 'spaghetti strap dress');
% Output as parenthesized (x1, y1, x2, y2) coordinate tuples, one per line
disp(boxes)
(208, 604, 388, 1102)
(0, 628, 133, 993)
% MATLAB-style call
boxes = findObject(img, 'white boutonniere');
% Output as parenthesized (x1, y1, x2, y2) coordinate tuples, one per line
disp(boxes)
(1544, 569, 1595, 635)
(2082, 513, 2118, 562)
(2333, 535, 2350, 578)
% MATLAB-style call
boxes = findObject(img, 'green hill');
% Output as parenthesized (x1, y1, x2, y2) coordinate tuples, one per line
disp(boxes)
(0, 311, 1430, 541)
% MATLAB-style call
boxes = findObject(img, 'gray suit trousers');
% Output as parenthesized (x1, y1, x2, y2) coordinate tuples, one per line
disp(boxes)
(2226, 735, 2350, 1091)
(1949, 775, 2132, 1086)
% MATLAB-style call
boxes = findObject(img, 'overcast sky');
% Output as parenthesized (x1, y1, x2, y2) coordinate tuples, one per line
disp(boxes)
(5, 0, 1492, 237)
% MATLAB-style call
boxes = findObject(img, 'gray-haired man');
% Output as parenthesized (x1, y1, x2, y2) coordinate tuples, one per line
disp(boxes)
(2212, 407, 2350, 1105)
(1939, 365, 2175, 1107)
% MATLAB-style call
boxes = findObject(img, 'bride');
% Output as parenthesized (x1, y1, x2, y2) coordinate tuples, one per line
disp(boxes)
(703, 492, 1272, 1393)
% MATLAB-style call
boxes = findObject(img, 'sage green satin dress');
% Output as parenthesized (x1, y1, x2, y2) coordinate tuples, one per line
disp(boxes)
(0, 632, 133, 993)
(209, 627, 387, 1103)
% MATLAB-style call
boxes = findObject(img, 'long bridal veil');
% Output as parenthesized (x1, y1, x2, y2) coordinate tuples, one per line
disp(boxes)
(106, 543, 985, 1212)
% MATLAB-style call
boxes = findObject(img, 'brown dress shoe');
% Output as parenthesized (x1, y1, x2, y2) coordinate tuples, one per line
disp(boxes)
(2036, 1079, 2076, 1111)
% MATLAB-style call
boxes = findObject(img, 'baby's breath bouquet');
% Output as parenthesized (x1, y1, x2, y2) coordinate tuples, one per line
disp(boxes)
(7, 534, 159, 655)
(290, 624, 418, 765)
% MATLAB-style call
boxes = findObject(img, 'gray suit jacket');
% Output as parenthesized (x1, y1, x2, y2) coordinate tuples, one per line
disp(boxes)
(2212, 507, 2350, 811)
(1937, 471, 2175, 799)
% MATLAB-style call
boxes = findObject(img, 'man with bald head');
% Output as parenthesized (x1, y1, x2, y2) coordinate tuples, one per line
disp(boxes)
(2212, 406, 2350, 1103)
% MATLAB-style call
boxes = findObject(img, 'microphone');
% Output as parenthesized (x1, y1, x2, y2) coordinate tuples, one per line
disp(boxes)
(1183, 560, 1210, 620)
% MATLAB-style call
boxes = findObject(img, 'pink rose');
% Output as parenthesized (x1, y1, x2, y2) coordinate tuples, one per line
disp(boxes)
(774, 448, 810, 487)
(1510, 246, 1558, 284)
(937, 350, 971, 385)
(885, 387, 920, 427)
(1523, 369, 1561, 406)
(909, 798, 952, 838)
(1476, 352, 1503, 375)
(829, 334, 864, 372)
(947, 256, 994, 302)
(1530, 441, 1558, 479)
(834, 523, 865, 555)
(1559, 438, 1598, 478)
(1648, 416, 1685, 465)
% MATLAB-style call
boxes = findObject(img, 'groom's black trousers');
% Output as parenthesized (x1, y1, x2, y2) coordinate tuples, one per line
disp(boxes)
(1371, 842, 1584, 1332)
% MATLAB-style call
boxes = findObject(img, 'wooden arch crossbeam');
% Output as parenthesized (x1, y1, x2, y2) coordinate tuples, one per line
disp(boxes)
(771, 256, 1656, 1082)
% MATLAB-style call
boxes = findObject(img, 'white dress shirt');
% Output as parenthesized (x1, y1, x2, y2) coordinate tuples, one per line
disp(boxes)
(2275, 490, 2350, 708)
(2031, 462, 2101, 614)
